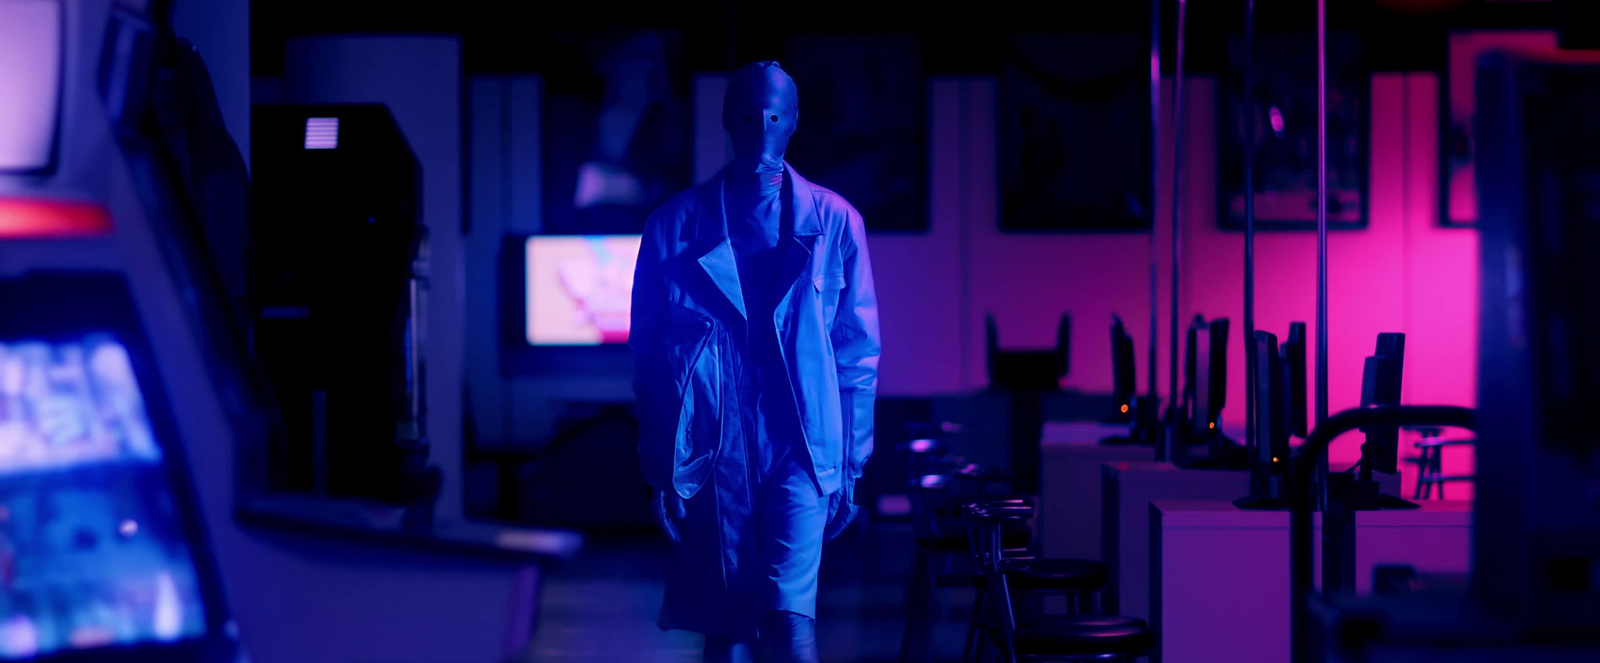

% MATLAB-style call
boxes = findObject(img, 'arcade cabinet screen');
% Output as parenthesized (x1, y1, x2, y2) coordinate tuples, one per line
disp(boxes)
(0, 0, 62, 172)
(525, 235, 642, 346)
(0, 335, 207, 658)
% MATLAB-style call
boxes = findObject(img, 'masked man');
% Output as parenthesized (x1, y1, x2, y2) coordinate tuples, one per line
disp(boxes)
(630, 61, 881, 663)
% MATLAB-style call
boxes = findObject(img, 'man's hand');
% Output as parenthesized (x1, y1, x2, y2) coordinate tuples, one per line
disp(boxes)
(653, 489, 687, 544)
(823, 477, 860, 542)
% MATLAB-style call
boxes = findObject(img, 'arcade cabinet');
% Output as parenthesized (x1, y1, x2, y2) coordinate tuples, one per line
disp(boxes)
(987, 313, 1070, 494)
(0, 276, 243, 661)
(3, 3, 580, 661)
(251, 105, 434, 507)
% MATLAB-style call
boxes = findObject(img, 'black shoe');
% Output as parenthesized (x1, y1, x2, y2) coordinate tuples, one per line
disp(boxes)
(759, 610, 819, 663)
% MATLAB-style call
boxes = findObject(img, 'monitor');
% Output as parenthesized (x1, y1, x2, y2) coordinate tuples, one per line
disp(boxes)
(1191, 318, 1230, 439)
(1359, 333, 1406, 475)
(523, 235, 642, 346)
(0, 0, 62, 173)
(1182, 315, 1204, 431)
(1110, 316, 1136, 421)
(1235, 330, 1291, 509)
(0, 272, 236, 662)
(1283, 322, 1309, 439)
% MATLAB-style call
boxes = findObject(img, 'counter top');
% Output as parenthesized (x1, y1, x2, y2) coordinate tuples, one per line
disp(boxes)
(1153, 499, 1473, 529)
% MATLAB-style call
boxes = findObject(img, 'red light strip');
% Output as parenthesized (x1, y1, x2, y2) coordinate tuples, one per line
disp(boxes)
(0, 198, 113, 238)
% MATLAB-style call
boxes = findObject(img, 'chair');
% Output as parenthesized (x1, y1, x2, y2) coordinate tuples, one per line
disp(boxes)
(965, 502, 1154, 662)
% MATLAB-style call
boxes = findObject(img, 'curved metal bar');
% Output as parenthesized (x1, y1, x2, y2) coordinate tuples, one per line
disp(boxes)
(1288, 405, 1477, 663)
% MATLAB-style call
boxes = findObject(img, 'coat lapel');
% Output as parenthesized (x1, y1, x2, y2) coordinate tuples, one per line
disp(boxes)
(692, 164, 822, 323)
(695, 175, 746, 320)
(777, 163, 823, 317)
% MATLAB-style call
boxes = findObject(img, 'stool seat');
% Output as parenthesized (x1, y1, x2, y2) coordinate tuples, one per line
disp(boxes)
(1004, 558, 1108, 591)
(1013, 615, 1154, 656)
(921, 529, 1031, 552)
(921, 521, 1031, 551)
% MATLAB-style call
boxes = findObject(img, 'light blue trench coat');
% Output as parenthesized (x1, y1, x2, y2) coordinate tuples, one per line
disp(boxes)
(629, 163, 881, 639)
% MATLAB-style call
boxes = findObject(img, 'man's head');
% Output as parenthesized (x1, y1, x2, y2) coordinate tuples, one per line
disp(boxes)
(722, 61, 799, 172)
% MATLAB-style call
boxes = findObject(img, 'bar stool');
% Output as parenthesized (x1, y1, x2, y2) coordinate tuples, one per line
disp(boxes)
(959, 500, 1114, 662)
(900, 472, 987, 663)
(901, 465, 1036, 662)
(952, 467, 1108, 660)
(1404, 427, 1475, 499)
(965, 503, 1153, 662)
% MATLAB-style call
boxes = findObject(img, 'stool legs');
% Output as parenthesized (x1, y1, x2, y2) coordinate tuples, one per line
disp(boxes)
(964, 586, 986, 662)
(900, 548, 933, 663)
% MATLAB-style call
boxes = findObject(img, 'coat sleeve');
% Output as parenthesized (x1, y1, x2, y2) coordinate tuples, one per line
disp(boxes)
(831, 207, 882, 481)
(632, 209, 676, 493)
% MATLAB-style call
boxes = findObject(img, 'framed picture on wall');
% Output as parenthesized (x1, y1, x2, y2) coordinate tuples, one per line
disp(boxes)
(1218, 31, 1369, 230)
(542, 29, 693, 236)
(999, 32, 1153, 232)
(1443, 29, 1564, 228)
(781, 34, 929, 233)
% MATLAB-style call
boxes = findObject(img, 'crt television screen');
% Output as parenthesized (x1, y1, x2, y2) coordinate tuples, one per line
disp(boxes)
(0, 334, 208, 659)
(525, 235, 642, 346)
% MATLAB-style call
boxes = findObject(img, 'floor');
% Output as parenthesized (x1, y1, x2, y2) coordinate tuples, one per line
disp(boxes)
(527, 520, 979, 663)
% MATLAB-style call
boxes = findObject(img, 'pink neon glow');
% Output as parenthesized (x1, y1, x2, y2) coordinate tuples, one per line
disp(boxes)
(0, 0, 62, 171)
(899, 76, 1479, 498)
(0, 199, 113, 238)
(1269, 106, 1285, 134)
(908, 439, 937, 453)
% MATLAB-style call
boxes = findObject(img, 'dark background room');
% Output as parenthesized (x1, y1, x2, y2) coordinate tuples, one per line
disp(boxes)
(2, 0, 1599, 661)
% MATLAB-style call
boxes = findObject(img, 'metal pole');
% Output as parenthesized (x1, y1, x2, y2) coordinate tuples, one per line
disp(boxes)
(1166, 0, 1189, 462)
(1315, 0, 1331, 511)
(1244, 0, 1257, 465)
(1148, 0, 1162, 451)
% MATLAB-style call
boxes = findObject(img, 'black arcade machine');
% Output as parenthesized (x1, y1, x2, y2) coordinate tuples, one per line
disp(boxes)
(250, 105, 436, 508)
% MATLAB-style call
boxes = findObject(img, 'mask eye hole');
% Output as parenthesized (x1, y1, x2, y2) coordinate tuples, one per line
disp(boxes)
(746, 114, 757, 123)
(769, 114, 779, 123)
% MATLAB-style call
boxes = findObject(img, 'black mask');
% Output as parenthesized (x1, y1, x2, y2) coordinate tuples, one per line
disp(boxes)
(722, 61, 799, 174)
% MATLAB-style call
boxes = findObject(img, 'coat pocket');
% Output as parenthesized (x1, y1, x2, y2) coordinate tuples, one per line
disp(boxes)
(666, 303, 720, 496)
(814, 273, 847, 326)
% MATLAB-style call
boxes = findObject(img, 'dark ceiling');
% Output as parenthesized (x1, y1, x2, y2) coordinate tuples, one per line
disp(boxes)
(250, 0, 1559, 77)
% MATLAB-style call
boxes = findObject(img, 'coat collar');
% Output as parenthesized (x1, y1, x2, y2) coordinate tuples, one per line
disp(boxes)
(692, 162, 823, 320)
(692, 161, 821, 245)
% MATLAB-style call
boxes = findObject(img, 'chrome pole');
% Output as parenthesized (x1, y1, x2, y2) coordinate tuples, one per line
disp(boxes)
(1148, 0, 1162, 450)
(1244, 0, 1257, 464)
(1164, 0, 1188, 462)
(1315, 0, 1331, 511)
